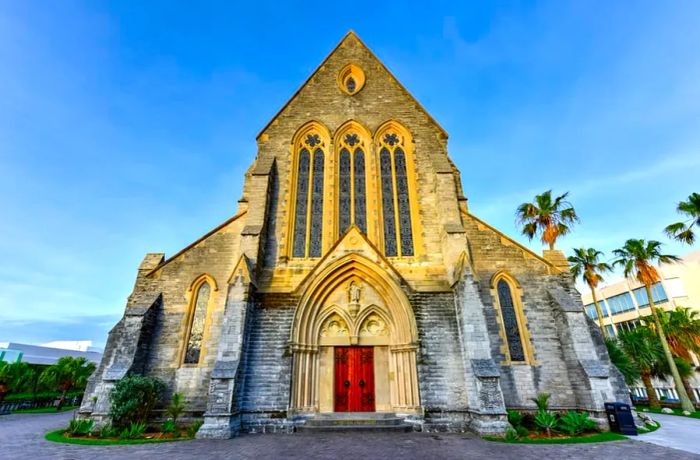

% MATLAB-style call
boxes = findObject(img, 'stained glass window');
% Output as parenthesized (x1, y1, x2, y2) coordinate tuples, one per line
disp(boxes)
(394, 148, 413, 256)
(309, 149, 324, 257)
(353, 148, 367, 234)
(497, 279, 525, 362)
(184, 281, 210, 364)
(380, 148, 397, 256)
(339, 148, 351, 234)
(292, 149, 310, 258)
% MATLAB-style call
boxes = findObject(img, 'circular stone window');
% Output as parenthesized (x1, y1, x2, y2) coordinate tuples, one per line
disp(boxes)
(338, 64, 365, 95)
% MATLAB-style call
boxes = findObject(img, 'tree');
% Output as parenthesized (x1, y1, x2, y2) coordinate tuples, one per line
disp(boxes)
(604, 337, 640, 385)
(0, 361, 30, 403)
(39, 357, 95, 410)
(516, 190, 579, 250)
(612, 239, 694, 412)
(664, 192, 700, 245)
(568, 248, 612, 338)
(617, 328, 665, 408)
(641, 307, 700, 403)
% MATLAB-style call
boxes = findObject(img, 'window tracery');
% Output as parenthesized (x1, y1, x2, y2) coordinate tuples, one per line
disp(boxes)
(291, 126, 327, 258)
(377, 128, 414, 257)
(337, 129, 368, 235)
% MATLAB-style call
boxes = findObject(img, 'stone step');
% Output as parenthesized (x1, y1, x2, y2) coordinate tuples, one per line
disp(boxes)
(305, 417, 404, 427)
(297, 424, 413, 433)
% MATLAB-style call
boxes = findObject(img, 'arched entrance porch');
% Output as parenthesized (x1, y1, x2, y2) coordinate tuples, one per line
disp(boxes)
(289, 254, 421, 414)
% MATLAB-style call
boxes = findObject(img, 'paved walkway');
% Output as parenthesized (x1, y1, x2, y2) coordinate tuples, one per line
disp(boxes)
(629, 412, 700, 456)
(1, 410, 698, 460)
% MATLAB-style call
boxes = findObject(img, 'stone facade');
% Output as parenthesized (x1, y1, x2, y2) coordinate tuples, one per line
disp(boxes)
(80, 32, 629, 437)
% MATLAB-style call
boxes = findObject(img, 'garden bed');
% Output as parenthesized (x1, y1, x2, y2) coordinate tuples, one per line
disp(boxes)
(45, 429, 193, 445)
(14, 405, 78, 414)
(485, 422, 660, 444)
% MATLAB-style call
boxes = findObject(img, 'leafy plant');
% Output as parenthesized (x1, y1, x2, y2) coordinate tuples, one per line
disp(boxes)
(99, 424, 118, 438)
(530, 393, 551, 412)
(161, 419, 177, 434)
(558, 411, 597, 436)
(534, 410, 557, 437)
(515, 425, 529, 438)
(507, 409, 524, 428)
(166, 392, 186, 423)
(119, 422, 147, 439)
(109, 375, 165, 429)
(68, 418, 95, 436)
(605, 337, 641, 385)
(187, 419, 204, 438)
(504, 427, 519, 442)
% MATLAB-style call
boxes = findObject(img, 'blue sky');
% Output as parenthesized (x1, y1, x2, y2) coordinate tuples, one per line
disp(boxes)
(1, 1, 699, 348)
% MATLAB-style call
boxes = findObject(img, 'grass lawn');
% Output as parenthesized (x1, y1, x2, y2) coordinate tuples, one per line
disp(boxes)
(45, 429, 193, 446)
(14, 406, 78, 414)
(484, 431, 628, 444)
(635, 405, 700, 419)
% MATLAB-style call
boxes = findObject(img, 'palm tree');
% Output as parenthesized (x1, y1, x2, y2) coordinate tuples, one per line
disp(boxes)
(604, 337, 641, 385)
(664, 192, 700, 245)
(642, 307, 700, 403)
(612, 239, 694, 412)
(568, 248, 612, 338)
(618, 328, 665, 408)
(0, 361, 30, 403)
(39, 357, 96, 410)
(516, 190, 579, 250)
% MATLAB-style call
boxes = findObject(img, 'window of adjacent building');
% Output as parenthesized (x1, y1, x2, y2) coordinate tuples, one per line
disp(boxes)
(338, 132, 367, 235)
(496, 279, 526, 362)
(378, 131, 414, 257)
(632, 282, 668, 308)
(605, 324, 616, 337)
(292, 133, 325, 258)
(616, 319, 639, 333)
(584, 302, 609, 320)
(605, 292, 636, 315)
(184, 281, 211, 365)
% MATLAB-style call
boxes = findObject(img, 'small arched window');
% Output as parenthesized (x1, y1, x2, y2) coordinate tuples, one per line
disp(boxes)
(493, 276, 529, 363)
(292, 130, 326, 258)
(184, 280, 211, 365)
(378, 129, 414, 257)
(337, 131, 368, 235)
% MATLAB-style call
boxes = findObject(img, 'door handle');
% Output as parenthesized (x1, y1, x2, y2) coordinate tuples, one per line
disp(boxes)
(359, 379, 365, 387)
(344, 380, 350, 387)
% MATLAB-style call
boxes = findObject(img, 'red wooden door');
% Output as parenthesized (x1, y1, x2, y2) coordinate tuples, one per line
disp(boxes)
(334, 347, 375, 412)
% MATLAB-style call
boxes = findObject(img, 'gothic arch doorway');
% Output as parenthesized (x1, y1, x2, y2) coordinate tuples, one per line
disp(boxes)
(289, 254, 420, 414)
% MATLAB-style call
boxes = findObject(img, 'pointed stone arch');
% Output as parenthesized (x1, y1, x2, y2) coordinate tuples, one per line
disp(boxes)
(289, 253, 420, 413)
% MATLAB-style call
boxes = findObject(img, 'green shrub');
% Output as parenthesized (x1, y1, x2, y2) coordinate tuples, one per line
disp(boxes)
(186, 420, 204, 438)
(161, 419, 177, 434)
(530, 393, 551, 412)
(558, 411, 597, 436)
(515, 425, 529, 438)
(99, 424, 118, 438)
(504, 427, 519, 442)
(68, 418, 94, 436)
(109, 375, 165, 429)
(507, 409, 524, 428)
(166, 392, 186, 423)
(534, 410, 557, 437)
(119, 422, 147, 439)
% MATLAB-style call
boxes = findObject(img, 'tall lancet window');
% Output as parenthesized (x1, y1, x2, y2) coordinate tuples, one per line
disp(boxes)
(337, 131, 367, 235)
(184, 280, 211, 365)
(292, 131, 326, 258)
(378, 129, 414, 257)
(495, 277, 527, 362)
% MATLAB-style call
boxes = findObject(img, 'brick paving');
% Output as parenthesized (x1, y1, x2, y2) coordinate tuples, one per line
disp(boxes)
(1, 411, 698, 460)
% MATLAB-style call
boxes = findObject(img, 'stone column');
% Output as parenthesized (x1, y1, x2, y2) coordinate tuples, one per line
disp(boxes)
(197, 262, 255, 439)
(453, 267, 510, 435)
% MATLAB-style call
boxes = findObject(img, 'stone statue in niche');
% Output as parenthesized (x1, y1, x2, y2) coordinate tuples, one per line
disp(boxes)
(347, 281, 362, 318)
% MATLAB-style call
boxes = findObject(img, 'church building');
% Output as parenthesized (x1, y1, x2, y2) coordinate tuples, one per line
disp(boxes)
(80, 32, 629, 437)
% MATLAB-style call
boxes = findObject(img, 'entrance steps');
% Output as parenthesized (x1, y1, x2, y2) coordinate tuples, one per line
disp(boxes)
(297, 412, 413, 433)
